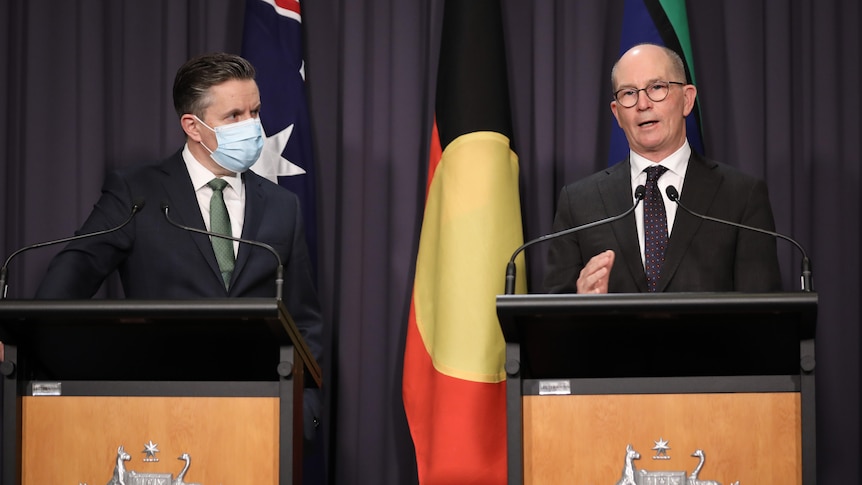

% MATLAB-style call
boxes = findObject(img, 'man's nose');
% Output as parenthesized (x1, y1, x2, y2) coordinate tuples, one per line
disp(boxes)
(635, 89, 652, 109)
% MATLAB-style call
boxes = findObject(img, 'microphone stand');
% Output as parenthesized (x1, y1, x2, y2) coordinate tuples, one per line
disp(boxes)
(0, 201, 145, 299)
(161, 204, 284, 301)
(666, 186, 812, 292)
(504, 186, 646, 295)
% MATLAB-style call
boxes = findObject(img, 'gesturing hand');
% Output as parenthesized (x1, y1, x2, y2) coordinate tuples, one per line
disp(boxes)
(576, 250, 615, 294)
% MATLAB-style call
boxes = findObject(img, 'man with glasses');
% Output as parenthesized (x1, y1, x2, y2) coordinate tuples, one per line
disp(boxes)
(544, 43, 782, 294)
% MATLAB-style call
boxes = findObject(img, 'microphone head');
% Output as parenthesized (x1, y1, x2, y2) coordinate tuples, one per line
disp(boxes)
(132, 198, 146, 211)
(666, 185, 680, 202)
(634, 185, 646, 200)
(160, 201, 170, 212)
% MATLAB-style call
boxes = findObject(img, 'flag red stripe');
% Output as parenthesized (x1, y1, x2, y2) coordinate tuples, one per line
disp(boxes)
(274, 0, 300, 15)
(403, 296, 508, 484)
(426, 119, 442, 199)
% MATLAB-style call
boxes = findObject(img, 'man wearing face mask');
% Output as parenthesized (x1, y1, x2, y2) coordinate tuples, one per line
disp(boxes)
(35, 52, 324, 409)
(36, 51, 324, 473)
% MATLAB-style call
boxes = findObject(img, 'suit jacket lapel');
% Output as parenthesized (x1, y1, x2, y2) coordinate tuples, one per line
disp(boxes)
(658, 152, 721, 291)
(232, 172, 266, 291)
(160, 154, 225, 290)
(598, 159, 649, 292)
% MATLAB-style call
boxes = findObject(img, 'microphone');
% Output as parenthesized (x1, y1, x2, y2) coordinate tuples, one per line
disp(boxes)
(160, 202, 284, 300)
(504, 185, 646, 295)
(0, 199, 146, 299)
(665, 185, 812, 292)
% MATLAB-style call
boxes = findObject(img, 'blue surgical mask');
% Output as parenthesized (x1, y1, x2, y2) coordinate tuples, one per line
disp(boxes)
(195, 116, 264, 173)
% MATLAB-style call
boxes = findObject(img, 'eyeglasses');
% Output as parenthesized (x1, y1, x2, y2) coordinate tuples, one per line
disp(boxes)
(613, 81, 685, 108)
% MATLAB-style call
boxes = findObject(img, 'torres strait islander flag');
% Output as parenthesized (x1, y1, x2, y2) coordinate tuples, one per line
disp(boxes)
(242, 0, 318, 273)
(402, 0, 526, 483)
(608, 0, 705, 165)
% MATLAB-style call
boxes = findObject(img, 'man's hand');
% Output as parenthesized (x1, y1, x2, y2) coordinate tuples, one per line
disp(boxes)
(576, 250, 615, 294)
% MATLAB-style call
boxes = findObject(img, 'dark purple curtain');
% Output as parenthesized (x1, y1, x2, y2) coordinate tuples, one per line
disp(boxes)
(1, 1, 859, 483)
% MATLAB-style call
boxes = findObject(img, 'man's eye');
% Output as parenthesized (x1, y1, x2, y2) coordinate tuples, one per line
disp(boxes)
(648, 84, 666, 92)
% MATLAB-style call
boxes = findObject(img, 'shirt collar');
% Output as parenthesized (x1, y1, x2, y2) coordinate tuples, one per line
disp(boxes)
(182, 144, 243, 194)
(629, 140, 691, 179)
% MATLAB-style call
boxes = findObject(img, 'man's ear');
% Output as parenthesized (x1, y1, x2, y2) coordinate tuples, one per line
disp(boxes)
(610, 101, 623, 128)
(180, 114, 203, 141)
(682, 84, 698, 117)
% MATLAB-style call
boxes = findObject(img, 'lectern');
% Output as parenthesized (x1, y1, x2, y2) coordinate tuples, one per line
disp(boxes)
(498, 292, 817, 485)
(0, 299, 321, 485)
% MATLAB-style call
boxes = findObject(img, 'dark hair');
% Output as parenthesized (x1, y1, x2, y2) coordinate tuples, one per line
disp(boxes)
(172, 52, 256, 118)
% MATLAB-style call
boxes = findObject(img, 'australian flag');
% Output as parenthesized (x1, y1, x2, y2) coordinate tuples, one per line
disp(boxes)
(243, 0, 318, 277)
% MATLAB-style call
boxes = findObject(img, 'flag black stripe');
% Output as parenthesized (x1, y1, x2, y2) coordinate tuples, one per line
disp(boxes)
(435, 0, 513, 149)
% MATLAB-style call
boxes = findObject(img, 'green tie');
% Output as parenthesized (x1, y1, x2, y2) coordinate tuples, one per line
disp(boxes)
(208, 178, 235, 289)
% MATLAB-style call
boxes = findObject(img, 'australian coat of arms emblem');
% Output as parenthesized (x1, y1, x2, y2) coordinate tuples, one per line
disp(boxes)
(615, 443, 740, 485)
(79, 445, 204, 485)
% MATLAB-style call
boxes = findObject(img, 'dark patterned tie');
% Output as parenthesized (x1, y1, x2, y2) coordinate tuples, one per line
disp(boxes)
(643, 165, 669, 292)
(208, 178, 234, 289)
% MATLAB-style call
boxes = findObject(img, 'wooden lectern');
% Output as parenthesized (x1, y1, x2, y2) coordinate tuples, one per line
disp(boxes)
(497, 292, 817, 485)
(0, 299, 321, 485)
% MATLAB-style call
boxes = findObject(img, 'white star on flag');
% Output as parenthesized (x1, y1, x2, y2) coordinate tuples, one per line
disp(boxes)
(251, 123, 306, 183)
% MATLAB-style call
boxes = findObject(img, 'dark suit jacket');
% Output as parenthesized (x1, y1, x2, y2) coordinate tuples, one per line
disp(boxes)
(544, 152, 782, 293)
(36, 150, 323, 362)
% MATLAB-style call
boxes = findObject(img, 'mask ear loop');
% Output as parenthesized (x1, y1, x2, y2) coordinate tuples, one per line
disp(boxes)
(200, 140, 217, 155)
(193, 115, 216, 133)
(193, 116, 217, 154)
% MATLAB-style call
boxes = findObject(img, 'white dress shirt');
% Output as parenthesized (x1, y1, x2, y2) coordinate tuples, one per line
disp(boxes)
(182, 144, 245, 256)
(629, 141, 691, 267)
